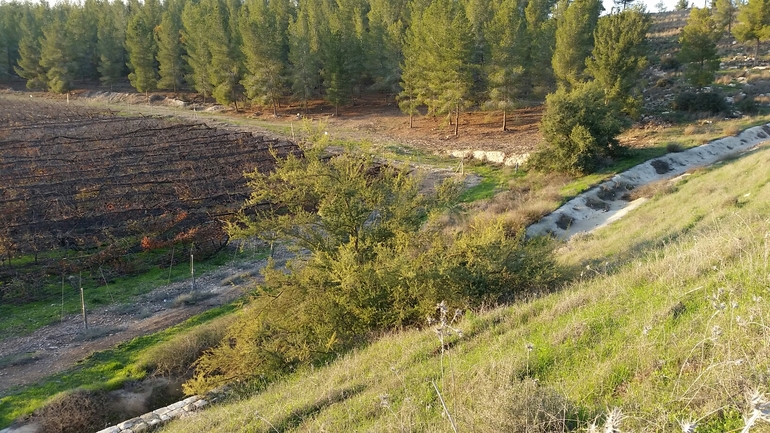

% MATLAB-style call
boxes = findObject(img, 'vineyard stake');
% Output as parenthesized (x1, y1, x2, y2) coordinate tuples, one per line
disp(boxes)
(190, 244, 195, 291)
(168, 245, 175, 285)
(61, 271, 65, 323)
(99, 266, 114, 303)
(79, 272, 88, 330)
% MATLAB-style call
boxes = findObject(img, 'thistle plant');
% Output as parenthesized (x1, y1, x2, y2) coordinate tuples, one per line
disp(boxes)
(741, 390, 770, 433)
(427, 301, 462, 433)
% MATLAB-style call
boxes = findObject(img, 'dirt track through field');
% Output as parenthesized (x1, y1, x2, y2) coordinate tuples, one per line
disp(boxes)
(0, 251, 278, 395)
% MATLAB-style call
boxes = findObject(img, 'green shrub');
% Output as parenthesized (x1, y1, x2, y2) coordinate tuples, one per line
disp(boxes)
(183, 145, 563, 394)
(529, 81, 628, 175)
(672, 91, 727, 114)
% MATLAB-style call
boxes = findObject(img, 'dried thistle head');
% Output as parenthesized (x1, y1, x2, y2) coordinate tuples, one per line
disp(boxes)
(678, 419, 696, 433)
(748, 389, 770, 422)
(603, 407, 624, 433)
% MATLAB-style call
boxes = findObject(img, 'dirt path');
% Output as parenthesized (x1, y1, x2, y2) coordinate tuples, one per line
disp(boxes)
(0, 247, 284, 396)
(526, 124, 770, 239)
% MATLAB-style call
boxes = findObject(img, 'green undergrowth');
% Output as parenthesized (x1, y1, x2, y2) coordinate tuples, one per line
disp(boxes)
(0, 247, 263, 340)
(0, 303, 237, 429)
(159, 146, 770, 432)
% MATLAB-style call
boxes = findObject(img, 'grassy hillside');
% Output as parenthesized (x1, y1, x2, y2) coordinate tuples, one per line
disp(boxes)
(158, 144, 770, 432)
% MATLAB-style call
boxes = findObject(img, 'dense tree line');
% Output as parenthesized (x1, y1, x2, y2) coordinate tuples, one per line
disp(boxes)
(0, 0, 597, 119)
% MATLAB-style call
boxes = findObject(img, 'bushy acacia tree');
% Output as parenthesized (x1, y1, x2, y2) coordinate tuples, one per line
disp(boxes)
(184, 127, 560, 393)
(679, 7, 722, 88)
(529, 80, 627, 174)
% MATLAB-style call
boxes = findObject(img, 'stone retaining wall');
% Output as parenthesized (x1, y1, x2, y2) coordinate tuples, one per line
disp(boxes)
(94, 394, 212, 433)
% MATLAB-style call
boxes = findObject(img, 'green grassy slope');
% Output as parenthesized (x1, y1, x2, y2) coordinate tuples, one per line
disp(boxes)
(157, 145, 770, 432)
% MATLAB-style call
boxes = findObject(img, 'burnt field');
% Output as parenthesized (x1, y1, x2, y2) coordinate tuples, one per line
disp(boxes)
(0, 96, 298, 304)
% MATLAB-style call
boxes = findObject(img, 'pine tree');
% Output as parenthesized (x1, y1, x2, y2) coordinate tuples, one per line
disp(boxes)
(0, 2, 23, 79)
(125, 0, 160, 94)
(400, 0, 474, 135)
(732, 0, 770, 64)
(181, 0, 213, 101)
(240, 0, 293, 114)
(156, 0, 185, 92)
(365, 0, 407, 102)
(0, 13, 8, 81)
(66, 0, 99, 82)
(586, 7, 650, 116)
(462, 0, 493, 95)
(288, 2, 321, 113)
(552, 0, 602, 90)
(679, 7, 722, 87)
(207, 0, 242, 108)
(14, 3, 48, 90)
(40, 5, 77, 93)
(97, 0, 127, 88)
(485, 0, 526, 130)
(714, 0, 736, 32)
(520, 0, 558, 98)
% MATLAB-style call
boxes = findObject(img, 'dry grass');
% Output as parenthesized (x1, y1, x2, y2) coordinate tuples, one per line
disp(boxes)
(136, 316, 233, 377)
(683, 125, 699, 135)
(723, 124, 741, 136)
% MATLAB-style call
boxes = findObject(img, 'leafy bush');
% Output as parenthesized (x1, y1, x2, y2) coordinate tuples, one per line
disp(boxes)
(672, 91, 727, 114)
(529, 81, 628, 175)
(659, 55, 681, 71)
(183, 144, 562, 394)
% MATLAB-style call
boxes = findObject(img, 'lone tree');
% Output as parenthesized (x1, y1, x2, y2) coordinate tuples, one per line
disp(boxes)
(679, 7, 722, 88)
(732, 0, 770, 64)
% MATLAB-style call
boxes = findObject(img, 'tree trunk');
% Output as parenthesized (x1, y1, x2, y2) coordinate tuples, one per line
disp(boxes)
(756, 39, 760, 66)
(273, 99, 278, 116)
(454, 106, 459, 136)
(502, 109, 507, 131)
(335, 104, 339, 117)
(409, 113, 413, 129)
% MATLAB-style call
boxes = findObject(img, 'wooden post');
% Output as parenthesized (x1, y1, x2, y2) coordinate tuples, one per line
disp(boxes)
(168, 245, 175, 285)
(79, 273, 88, 329)
(190, 244, 195, 291)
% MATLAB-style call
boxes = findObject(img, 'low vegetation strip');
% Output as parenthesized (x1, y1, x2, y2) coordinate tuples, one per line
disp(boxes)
(154, 144, 770, 432)
(527, 123, 770, 238)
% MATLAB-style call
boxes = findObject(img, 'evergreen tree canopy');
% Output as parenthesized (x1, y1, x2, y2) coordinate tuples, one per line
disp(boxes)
(125, 0, 160, 93)
(732, 0, 770, 62)
(586, 7, 650, 116)
(14, 3, 48, 90)
(552, 0, 602, 90)
(679, 7, 722, 87)
(240, 0, 293, 114)
(400, 0, 474, 135)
